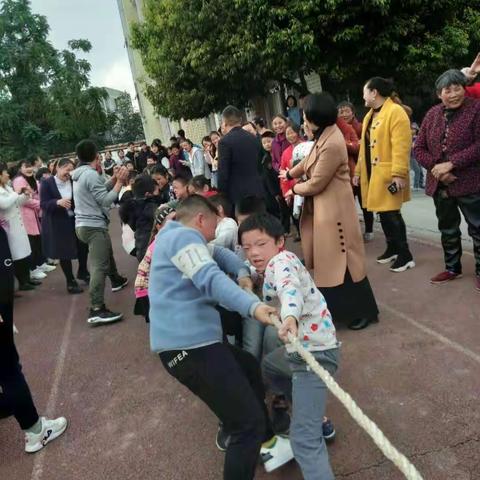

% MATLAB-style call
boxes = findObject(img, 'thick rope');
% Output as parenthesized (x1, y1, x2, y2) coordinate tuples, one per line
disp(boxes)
(268, 313, 424, 480)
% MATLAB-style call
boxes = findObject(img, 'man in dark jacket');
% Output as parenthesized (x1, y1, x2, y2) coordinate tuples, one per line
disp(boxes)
(119, 175, 164, 262)
(135, 142, 150, 172)
(0, 226, 68, 453)
(218, 106, 264, 207)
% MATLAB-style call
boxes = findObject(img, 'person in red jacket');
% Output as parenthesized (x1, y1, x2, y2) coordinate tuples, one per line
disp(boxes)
(336, 109, 375, 241)
(462, 52, 480, 98)
(279, 123, 304, 239)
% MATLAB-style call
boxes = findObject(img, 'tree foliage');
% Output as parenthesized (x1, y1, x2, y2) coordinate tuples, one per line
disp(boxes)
(131, 0, 480, 120)
(0, 0, 112, 162)
(108, 92, 144, 144)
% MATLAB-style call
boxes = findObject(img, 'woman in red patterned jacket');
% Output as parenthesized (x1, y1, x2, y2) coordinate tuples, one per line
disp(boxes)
(414, 69, 480, 291)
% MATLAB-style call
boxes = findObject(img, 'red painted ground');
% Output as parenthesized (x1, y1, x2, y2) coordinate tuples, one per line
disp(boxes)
(1, 212, 479, 480)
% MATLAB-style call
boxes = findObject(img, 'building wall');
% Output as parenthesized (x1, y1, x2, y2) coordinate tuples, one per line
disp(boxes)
(116, 0, 168, 144)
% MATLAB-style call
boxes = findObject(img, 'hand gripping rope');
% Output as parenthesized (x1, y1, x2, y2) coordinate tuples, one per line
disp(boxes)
(268, 312, 424, 480)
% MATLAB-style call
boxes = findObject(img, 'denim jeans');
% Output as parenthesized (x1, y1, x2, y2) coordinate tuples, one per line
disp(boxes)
(262, 346, 339, 480)
(241, 317, 282, 360)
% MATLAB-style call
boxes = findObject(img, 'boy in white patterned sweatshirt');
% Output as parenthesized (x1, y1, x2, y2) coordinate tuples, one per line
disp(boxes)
(239, 212, 340, 480)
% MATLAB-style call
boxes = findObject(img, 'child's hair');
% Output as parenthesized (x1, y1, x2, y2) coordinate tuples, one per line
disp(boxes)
(238, 213, 285, 245)
(261, 130, 275, 139)
(133, 174, 157, 198)
(189, 175, 210, 193)
(152, 165, 169, 177)
(286, 121, 301, 135)
(209, 194, 232, 218)
(76, 139, 98, 163)
(173, 175, 189, 186)
(235, 196, 266, 218)
(35, 167, 50, 181)
(125, 160, 135, 168)
(176, 194, 218, 223)
(148, 205, 176, 244)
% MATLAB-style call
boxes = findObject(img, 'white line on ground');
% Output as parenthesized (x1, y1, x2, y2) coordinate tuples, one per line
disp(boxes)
(30, 296, 77, 480)
(379, 301, 480, 365)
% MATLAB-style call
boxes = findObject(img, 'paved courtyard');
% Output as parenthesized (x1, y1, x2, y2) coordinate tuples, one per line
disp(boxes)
(1, 194, 479, 480)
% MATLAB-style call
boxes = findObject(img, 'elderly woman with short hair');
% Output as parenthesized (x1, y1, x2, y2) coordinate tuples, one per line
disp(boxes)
(414, 69, 480, 290)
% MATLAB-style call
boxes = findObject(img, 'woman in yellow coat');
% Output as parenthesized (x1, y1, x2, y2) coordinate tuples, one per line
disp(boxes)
(282, 93, 379, 330)
(353, 77, 415, 272)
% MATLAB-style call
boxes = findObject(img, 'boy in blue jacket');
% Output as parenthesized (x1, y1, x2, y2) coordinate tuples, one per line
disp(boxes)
(149, 195, 294, 478)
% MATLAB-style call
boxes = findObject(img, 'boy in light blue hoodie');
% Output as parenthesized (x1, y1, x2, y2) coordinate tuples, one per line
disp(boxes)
(149, 195, 295, 478)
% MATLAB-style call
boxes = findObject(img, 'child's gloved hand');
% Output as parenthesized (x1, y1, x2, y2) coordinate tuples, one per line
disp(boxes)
(253, 304, 277, 325)
(279, 316, 298, 343)
(238, 276, 254, 292)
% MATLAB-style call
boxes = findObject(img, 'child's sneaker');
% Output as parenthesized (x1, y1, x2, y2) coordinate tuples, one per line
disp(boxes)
(322, 418, 336, 442)
(260, 436, 294, 473)
(111, 275, 128, 292)
(25, 416, 68, 453)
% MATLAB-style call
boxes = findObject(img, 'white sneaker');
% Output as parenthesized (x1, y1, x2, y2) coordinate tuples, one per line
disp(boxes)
(25, 416, 68, 453)
(260, 436, 294, 473)
(30, 269, 47, 280)
(39, 263, 56, 273)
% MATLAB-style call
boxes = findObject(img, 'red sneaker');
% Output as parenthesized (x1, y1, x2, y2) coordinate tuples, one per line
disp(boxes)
(430, 271, 462, 285)
(475, 275, 480, 292)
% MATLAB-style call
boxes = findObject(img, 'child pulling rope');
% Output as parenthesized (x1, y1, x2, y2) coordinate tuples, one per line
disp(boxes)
(268, 311, 424, 480)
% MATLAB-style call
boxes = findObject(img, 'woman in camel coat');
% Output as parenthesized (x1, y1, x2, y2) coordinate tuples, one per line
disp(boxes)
(282, 93, 378, 330)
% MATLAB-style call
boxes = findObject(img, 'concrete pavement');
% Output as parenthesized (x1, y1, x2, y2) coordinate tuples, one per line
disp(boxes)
(1, 199, 479, 480)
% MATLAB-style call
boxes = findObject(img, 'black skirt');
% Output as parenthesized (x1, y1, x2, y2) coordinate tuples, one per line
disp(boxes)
(318, 270, 379, 323)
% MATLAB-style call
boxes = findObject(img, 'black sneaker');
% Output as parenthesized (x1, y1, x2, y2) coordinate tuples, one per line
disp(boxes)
(390, 254, 415, 272)
(216, 424, 230, 452)
(77, 271, 90, 284)
(87, 305, 123, 325)
(272, 396, 291, 434)
(67, 281, 83, 295)
(111, 275, 128, 292)
(19, 283, 36, 291)
(376, 247, 398, 264)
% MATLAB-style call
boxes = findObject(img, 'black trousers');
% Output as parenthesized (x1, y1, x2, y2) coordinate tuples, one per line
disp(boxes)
(0, 302, 39, 429)
(59, 239, 89, 284)
(353, 186, 374, 234)
(160, 343, 274, 480)
(28, 235, 45, 270)
(13, 257, 31, 286)
(433, 190, 480, 275)
(379, 210, 412, 258)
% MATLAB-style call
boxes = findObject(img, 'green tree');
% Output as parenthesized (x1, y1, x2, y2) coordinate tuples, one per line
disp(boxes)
(109, 92, 144, 143)
(0, 0, 111, 162)
(131, 0, 480, 120)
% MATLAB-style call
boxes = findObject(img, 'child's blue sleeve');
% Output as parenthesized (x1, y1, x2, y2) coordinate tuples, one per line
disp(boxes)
(170, 232, 255, 317)
(211, 245, 250, 279)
